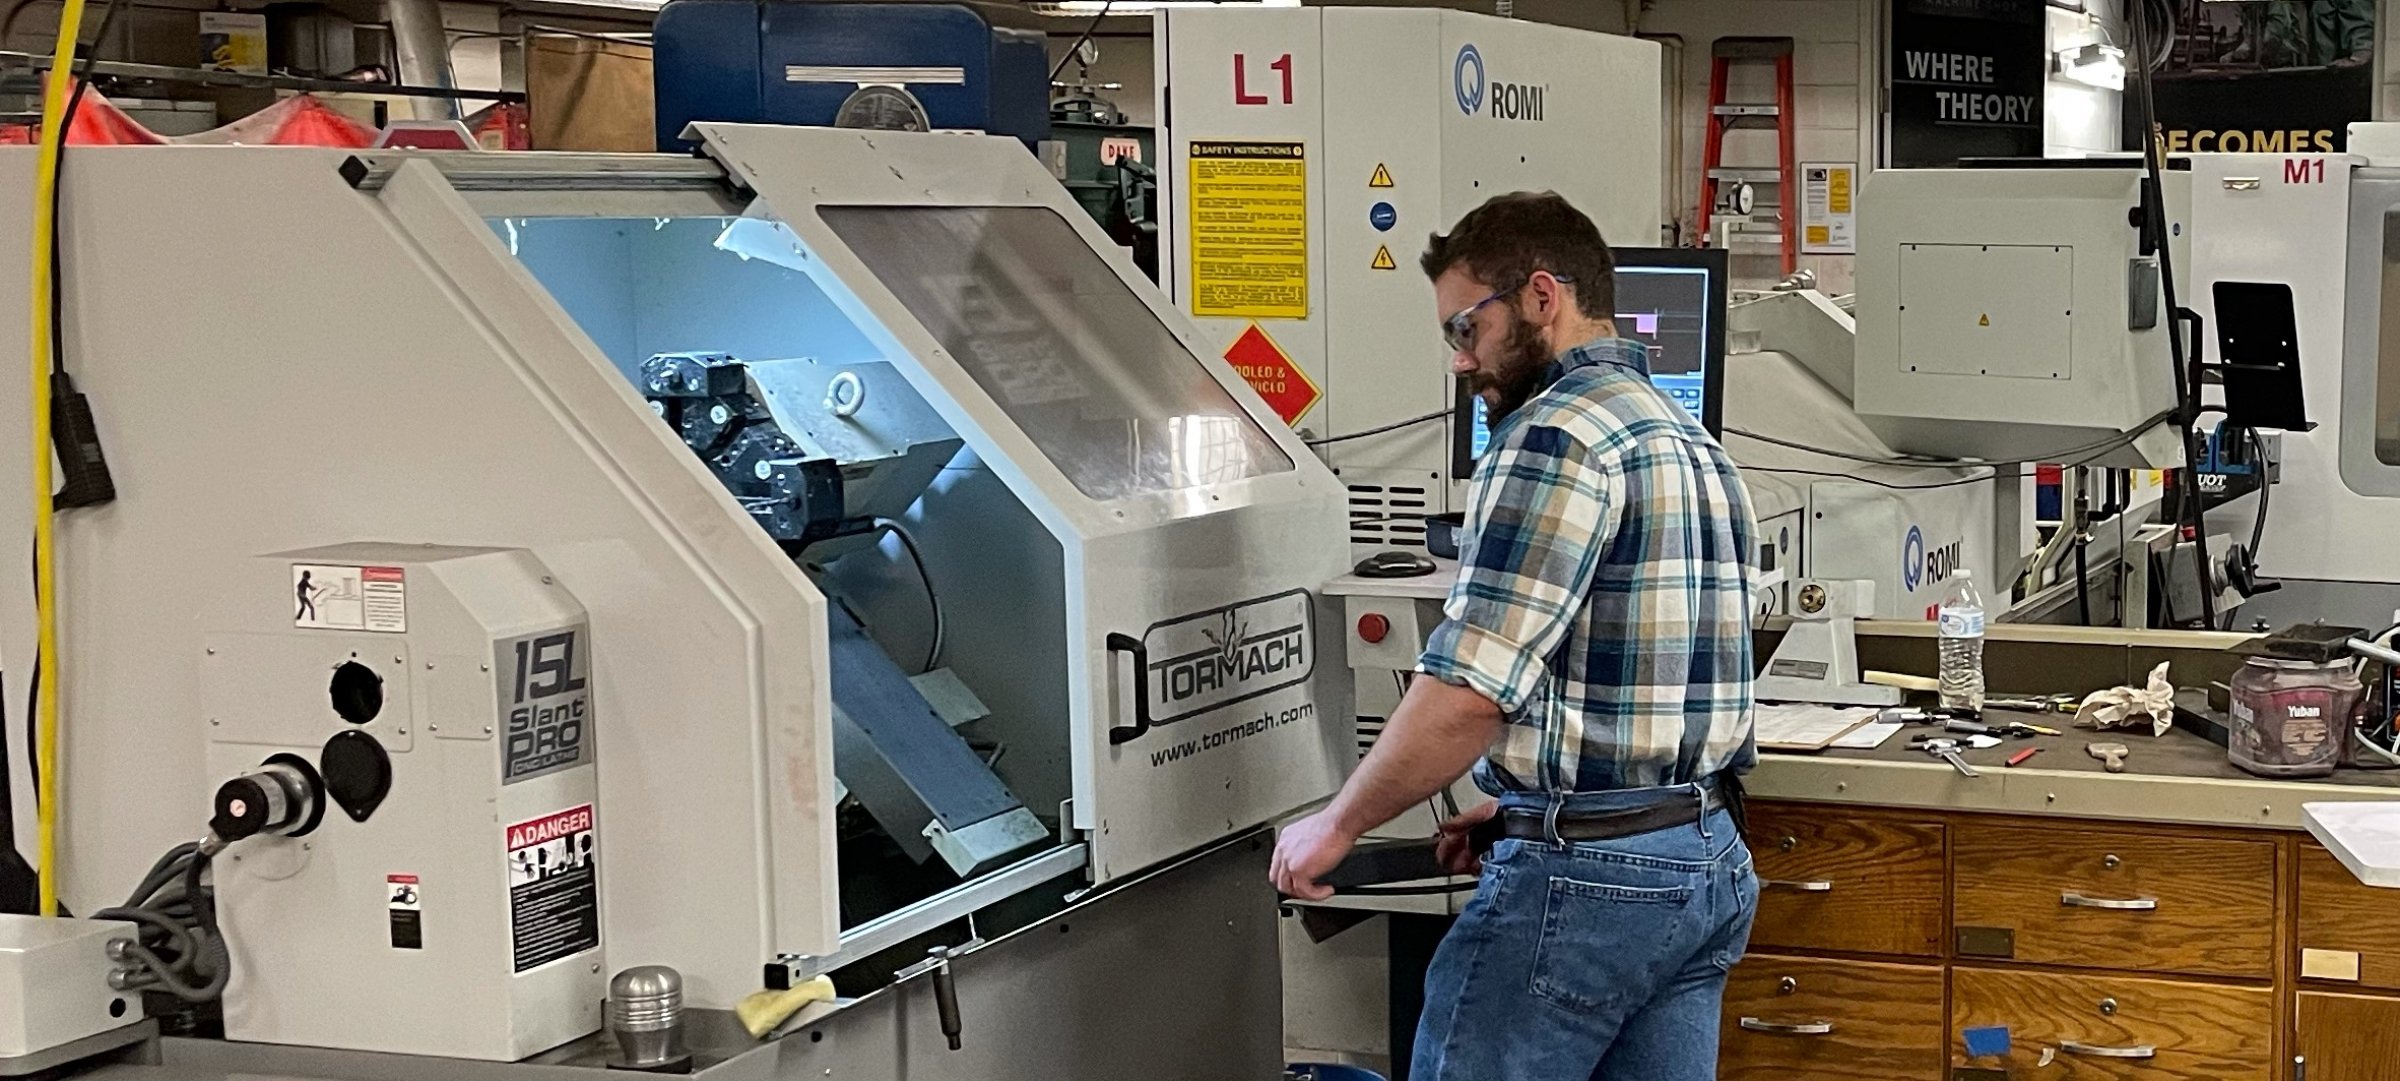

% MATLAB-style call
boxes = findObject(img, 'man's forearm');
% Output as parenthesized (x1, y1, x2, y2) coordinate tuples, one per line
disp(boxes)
(1325, 677, 1504, 837)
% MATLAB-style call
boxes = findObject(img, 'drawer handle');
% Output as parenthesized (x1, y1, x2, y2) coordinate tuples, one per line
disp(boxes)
(2060, 891, 2158, 911)
(1738, 1017, 1834, 1036)
(1761, 879, 1833, 892)
(2059, 1039, 2156, 1059)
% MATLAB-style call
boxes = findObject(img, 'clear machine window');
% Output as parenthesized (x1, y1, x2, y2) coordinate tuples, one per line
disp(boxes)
(818, 206, 1294, 501)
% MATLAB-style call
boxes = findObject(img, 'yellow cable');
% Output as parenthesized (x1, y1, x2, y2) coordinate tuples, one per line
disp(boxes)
(29, 0, 90, 917)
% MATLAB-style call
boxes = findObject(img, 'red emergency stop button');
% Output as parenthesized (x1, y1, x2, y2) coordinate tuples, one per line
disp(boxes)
(1357, 614, 1391, 644)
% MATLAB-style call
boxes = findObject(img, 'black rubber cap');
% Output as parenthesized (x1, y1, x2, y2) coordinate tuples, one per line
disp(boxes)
(321, 730, 393, 824)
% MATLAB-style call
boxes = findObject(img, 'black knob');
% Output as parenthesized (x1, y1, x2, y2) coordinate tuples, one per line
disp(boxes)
(209, 775, 277, 842)
(210, 756, 326, 842)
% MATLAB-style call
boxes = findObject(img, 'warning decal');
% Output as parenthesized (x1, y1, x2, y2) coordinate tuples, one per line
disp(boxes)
(1223, 322, 1321, 426)
(1370, 246, 1397, 271)
(505, 804, 599, 973)
(293, 564, 407, 633)
(1187, 141, 1308, 319)
(388, 874, 422, 950)
(1368, 163, 1394, 188)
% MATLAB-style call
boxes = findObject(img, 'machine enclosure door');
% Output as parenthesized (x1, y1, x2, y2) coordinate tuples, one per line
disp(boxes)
(687, 123, 1355, 883)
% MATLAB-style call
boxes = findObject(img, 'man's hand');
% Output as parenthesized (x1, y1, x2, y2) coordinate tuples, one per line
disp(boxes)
(1433, 801, 1500, 876)
(1270, 810, 1357, 901)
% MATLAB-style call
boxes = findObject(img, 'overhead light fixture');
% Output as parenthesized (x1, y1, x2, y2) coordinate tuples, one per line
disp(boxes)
(2054, 42, 2125, 90)
(1031, 1, 1299, 13)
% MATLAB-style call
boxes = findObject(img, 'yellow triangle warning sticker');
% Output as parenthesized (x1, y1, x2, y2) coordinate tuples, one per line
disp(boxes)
(1370, 245, 1397, 270)
(1369, 163, 1395, 188)
(1978, 313, 1990, 327)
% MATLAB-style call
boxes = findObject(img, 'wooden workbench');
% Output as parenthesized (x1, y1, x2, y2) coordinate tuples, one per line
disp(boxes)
(1726, 719, 2400, 1081)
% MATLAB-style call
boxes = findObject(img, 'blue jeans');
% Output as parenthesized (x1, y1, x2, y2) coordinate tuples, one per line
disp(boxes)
(1410, 784, 1758, 1081)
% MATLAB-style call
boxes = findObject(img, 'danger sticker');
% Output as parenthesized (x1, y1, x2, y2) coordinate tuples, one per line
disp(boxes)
(504, 805, 599, 973)
(293, 564, 407, 633)
(387, 874, 422, 950)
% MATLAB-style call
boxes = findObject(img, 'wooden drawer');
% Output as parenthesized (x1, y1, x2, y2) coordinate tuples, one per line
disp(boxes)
(2297, 842, 2400, 992)
(1719, 954, 1944, 1081)
(1744, 805, 1945, 957)
(1951, 822, 2276, 978)
(2293, 991, 2400, 1081)
(1949, 967, 2274, 1080)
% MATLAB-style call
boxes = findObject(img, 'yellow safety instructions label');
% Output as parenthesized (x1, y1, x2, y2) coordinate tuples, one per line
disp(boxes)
(1188, 141, 1309, 319)
(1369, 163, 1394, 188)
(1370, 245, 1397, 270)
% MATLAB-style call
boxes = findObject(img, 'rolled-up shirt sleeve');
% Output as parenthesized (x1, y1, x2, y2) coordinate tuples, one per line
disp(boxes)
(1418, 422, 1622, 714)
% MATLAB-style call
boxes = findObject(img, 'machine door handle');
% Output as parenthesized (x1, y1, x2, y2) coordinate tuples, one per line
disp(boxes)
(1761, 879, 1834, 892)
(2061, 892, 2158, 911)
(1105, 632, 1153, 745)
(2060, 1039, 2157, 1059)
(1737, 1018, 1833, 1035)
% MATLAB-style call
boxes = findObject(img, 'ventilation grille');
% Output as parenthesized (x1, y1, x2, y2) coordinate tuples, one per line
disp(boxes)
(1355, 716, 1385, 760)
(1348, 483, 1430, 549)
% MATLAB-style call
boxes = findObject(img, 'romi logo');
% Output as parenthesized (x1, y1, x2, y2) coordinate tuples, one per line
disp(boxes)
(1902, 525, 1962, 593)
(1454, 44, 1485, 114)
(1454, 43, 1545, 121)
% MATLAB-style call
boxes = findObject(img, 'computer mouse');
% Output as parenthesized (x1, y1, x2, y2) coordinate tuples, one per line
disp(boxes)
(1355, 549, 1437, 579)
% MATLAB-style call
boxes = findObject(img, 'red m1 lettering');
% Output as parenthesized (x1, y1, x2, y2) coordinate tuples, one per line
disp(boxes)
(1233, 53, 1294, 106)
(2284, 158, 2326, 184)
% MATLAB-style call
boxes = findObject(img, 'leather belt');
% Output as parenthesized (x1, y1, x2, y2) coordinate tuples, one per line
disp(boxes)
(1500, 781, 1728, 843)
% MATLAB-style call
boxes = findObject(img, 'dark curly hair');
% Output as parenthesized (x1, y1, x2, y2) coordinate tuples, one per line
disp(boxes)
(1420, 191, 1616, 321)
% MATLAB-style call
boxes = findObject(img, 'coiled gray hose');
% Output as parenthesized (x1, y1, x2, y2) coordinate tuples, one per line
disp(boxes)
(94, 840, 227, 1002)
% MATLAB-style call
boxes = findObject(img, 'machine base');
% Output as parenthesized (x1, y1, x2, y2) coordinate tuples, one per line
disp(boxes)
(69, 837, 1283, 1081)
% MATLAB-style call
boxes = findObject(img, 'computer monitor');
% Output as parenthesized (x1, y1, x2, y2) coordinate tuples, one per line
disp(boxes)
(1451, 247, 1729, 478)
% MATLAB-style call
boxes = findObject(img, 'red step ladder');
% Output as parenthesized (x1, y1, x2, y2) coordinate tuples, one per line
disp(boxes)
(1697, 36, 1796, 274)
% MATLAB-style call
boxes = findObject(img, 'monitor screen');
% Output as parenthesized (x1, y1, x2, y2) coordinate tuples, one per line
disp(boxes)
(1452, 247, 1728, 477)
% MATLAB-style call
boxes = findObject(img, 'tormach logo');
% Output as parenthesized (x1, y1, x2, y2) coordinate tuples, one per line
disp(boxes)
(1144, 590, 1315, 726)
(1454, 43, 1545, 121)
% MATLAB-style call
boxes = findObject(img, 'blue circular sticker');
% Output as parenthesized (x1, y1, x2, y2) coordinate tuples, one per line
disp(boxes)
(1369, 201, 1398, 232)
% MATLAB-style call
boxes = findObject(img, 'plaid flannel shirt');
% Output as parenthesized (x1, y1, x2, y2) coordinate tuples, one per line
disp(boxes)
(1419, 337, 1759, 793)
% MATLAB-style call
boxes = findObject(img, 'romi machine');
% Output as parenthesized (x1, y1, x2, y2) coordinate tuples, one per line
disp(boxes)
(0, 126, 1351, 1079)
(1153, 6, 1666, 547)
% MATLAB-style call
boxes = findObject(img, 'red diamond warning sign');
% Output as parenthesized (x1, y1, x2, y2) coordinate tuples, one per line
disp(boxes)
(1223, 322, 1320, 427)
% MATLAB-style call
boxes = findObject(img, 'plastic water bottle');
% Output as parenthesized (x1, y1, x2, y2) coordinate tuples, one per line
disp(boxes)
(1937, 571, 1987, 713)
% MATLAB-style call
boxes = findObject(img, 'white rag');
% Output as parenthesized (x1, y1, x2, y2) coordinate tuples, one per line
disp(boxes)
(2073, 660, 2176, 737)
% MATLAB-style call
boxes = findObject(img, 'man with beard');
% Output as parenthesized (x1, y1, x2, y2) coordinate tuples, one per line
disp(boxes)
(1271, 192, 1760, 1080)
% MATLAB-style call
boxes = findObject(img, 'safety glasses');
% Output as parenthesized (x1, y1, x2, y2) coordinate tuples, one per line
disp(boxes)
(1439, 272, 1572, 353)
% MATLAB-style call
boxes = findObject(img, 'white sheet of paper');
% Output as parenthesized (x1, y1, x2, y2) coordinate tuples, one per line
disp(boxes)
(1753, 704, 1879, 749)
(1828, 720, 1905, 750)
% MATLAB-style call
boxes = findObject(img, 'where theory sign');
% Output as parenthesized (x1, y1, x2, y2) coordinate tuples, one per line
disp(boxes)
(1889, 0, 2045, 167)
